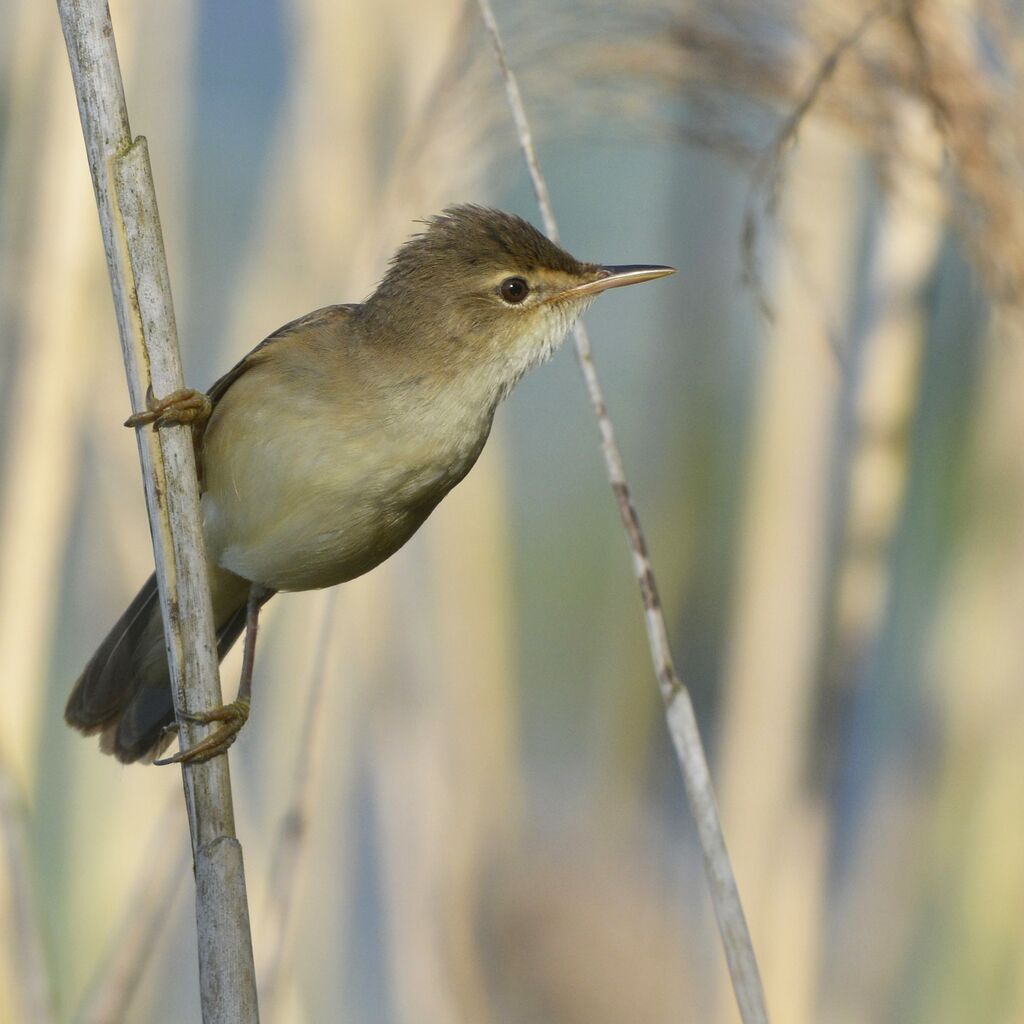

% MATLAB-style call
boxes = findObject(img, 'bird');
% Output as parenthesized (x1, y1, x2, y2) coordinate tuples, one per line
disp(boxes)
(65, 205, 674, 765)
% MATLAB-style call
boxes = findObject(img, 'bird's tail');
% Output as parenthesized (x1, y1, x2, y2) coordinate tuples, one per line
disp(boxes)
(65, 569, 253, 763)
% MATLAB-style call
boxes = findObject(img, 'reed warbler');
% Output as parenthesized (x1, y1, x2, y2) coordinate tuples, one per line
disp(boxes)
(65, 205, 674, 764)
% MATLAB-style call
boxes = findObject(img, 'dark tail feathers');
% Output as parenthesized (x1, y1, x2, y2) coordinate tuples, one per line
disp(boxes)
(65, 573, 251, 763)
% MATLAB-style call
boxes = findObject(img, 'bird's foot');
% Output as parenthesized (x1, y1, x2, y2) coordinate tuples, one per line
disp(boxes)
(125, 387, 212, 430)
(154, 698, 251, 766)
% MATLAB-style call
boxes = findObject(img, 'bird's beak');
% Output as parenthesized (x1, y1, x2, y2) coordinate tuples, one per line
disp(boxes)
(557, 264, 676, 300)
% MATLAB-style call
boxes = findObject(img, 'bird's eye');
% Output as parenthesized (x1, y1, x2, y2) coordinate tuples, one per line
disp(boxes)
(499, 277, 530, 304)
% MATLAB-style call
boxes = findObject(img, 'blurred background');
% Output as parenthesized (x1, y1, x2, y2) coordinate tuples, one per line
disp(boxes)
(2, 0, 1023, 1021)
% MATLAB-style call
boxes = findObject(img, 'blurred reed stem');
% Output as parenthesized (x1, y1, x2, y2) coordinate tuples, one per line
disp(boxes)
(0, 756, 53, 1024)
(256, 591, 336, 1017)
(0, 8, 96, 792)
(425, 448, 521, 1021)
(75, 795, 187, 1024)
(927, 296, 1024, 1024)
(818, 112, 941, 1019)
(717, 122, 855, 1024)
(371, 447, 519, 1024)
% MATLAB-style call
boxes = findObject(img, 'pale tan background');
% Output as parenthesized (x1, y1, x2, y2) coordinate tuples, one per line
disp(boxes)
(1, 1, 1023, 1022)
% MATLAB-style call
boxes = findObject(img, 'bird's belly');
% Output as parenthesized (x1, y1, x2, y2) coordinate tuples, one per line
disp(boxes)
(199, 354, 493, 592)
(217, 492, 434, 591)
(201, 433, 475, 592)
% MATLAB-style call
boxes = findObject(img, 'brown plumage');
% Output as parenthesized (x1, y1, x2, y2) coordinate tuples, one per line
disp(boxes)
(66, 206, 674, 762)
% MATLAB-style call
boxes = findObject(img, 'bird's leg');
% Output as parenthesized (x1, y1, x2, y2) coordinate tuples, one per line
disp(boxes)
(124, 387, 213, 429)
(155, 584, 271, 766)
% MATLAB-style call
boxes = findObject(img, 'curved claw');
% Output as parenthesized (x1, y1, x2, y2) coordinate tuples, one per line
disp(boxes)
(125, 388, 212, 430)
(154, 698, 251, 766)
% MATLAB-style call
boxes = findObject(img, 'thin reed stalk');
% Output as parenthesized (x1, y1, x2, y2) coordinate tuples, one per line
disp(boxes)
(54, 2, 258, 1020)
(475, 3, 769, 1021)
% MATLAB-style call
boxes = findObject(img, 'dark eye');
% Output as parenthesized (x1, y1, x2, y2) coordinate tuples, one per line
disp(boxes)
(499, 277, 530, 304)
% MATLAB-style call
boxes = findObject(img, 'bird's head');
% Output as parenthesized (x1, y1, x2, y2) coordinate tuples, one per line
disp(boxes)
(362, 205, 674, 398)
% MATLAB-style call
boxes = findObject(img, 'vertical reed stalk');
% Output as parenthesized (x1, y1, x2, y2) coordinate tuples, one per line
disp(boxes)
(54, 2, 258, 1020)
(475, 3, 769, 1021)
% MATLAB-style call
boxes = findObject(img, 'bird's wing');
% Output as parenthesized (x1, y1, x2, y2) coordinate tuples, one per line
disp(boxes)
(206, 304, 357, 407)
(194, 303, 357, 484)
